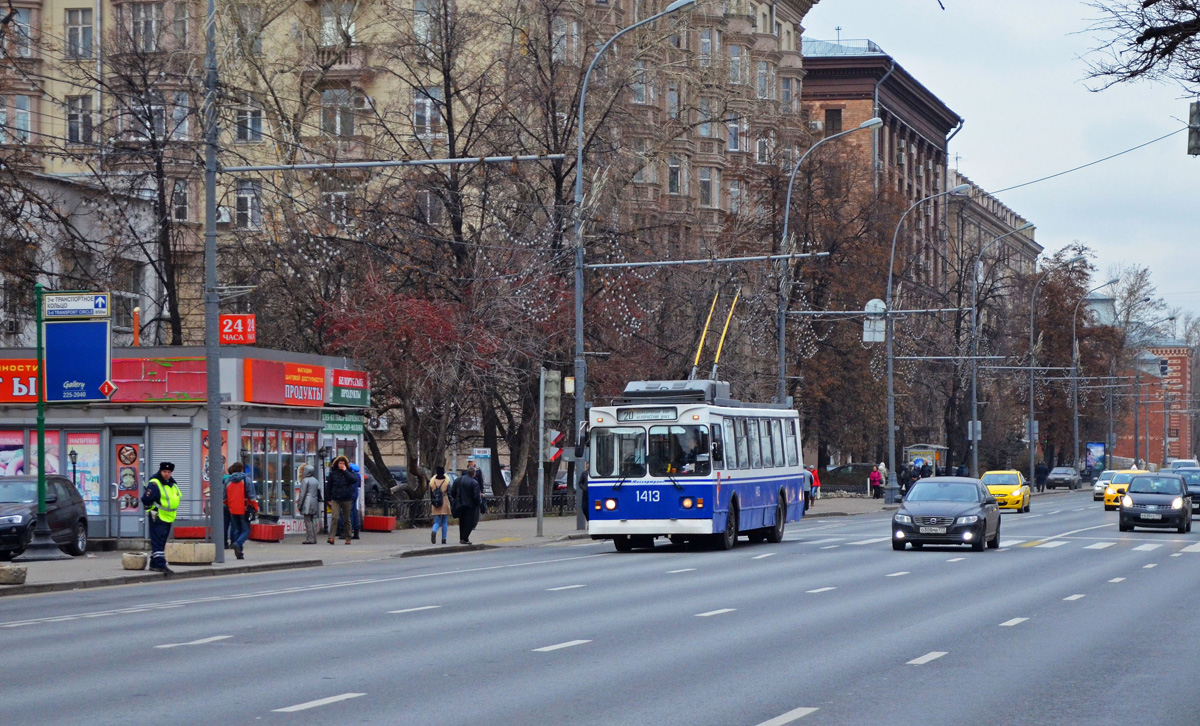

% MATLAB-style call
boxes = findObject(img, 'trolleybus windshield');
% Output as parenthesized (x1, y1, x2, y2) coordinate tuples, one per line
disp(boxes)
(649, 425, 711, 476)
(591, 427, 646, 478)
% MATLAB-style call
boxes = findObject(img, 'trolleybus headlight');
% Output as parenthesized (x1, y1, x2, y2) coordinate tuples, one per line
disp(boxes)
(604, 499, 617, 511)
(682, 497, 694, 509)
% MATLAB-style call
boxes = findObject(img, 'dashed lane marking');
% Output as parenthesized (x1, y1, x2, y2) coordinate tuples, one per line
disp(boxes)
(947, 557, 966, 562)
(802, 538, 844, 546)
(546, 585, 586, 592)
(1109, 577, 1126, 582)
(667, 568, 695, 574)
(847, 537, 890, 546)
(998, 540, 1026, 548)
(155, 635, 231, 649)
(820, 545, 839, 550)
(1133, 544, 1162, 551)
(1181, 543, 1200, 553)
(752, 553, 776, 560)
(755, 707, 820, 726)
(999, 618, 1028, 627)
(1144, 564, 1158, 569)
(695, 608, 737, 617)
(907, 651, 948, 665)
(1172, 553, 1183, 557)
(273, 693, 366, 713)
(886, 572, 909, 577)
(387, 606, 441, 614)
(533, 640, 591, 652)
(806, 587, 837, 594)
(1035, 541, 1069, 549)
(1064, 594, 1086, 601)
(1084, 542, 1116, 549)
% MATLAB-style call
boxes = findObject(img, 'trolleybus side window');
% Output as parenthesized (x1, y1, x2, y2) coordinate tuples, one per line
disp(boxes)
(784, 420, 799, 467)
(771, 419, 785, 468)
(734, 418, 750, 469)
(747, 419, 762, 468)
(723, 419, 738, 470)
(648, 425, 711, 476)
(711, 423, 724, 469)
(591, 427, 646, 478)
(761, 418, 775, 468)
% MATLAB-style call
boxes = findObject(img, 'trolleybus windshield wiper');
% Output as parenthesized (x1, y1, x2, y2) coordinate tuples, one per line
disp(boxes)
(665, 474, 684, 490)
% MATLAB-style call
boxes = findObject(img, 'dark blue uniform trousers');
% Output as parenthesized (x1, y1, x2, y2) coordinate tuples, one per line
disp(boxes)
(149, 518, 172, 568)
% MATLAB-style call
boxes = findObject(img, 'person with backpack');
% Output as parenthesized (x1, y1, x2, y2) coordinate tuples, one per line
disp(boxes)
(224, 462, 257, 560)
(429, 466, 452, 545)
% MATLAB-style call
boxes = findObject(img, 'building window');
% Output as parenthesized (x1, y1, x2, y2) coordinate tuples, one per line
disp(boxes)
(699, 29, 716, 67)
(66, 9, 95, 59)
(413, 0, 432, 44)
(728, 45, 743, 84)
(4, 96, 32, 144)
(171, 92, 190, 139)
(824, 108, 842, 136)
(756, 137, 770, 164)
(5, 8, 32, 58)
(756, 61, 776, 99)
(112, 259, 144, 331)
(321, 88, 364, 137)
(551, 17, 579, 63)
(781, 78, 794, 112)
(632, 61, 650, 105)
(699, 167, 718, 208)
(66, 95, 94, 145)
(235, 179, 262, 229)
(127, 3, 164, 53)
(698, 99, 712, 137)
(172, 180, 189, 222)
(727, 116, 741, 151)
(417, 189, 443, 224)
(235, 96, 263, 142)
(669, 30, 684, 49)
(633, 138, 655, 183)
(666, 82, 679, 120)
(59, 248, 94, 289)
(173, 2, 189, 46)
(667, 155, 682, 195)
(728, 180, 745, 213)
(324, 190, 352, 225)
(236, 4, 262, 55)
(413, 87, 443, 136)
(320, 1, 355, 46)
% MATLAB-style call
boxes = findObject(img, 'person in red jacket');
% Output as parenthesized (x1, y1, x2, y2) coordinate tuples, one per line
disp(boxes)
(224, 462, 258, 559)
(807, 466, 821, 508)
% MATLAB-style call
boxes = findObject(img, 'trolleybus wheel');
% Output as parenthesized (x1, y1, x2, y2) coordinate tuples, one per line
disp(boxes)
(765, 492, 786, 544)
(714, 505, 738, 551)
(613, 535, 634, 552)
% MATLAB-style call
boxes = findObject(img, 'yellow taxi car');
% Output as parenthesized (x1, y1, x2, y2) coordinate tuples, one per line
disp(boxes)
(1103, 470, 1141, 511)
(981, 470, 1031, 512)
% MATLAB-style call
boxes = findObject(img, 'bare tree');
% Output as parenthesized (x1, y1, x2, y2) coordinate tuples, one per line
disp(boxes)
(1086, 0, 1200, 92)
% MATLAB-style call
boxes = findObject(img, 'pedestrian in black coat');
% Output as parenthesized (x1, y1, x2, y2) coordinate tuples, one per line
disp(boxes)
(451, 468, 482, 545)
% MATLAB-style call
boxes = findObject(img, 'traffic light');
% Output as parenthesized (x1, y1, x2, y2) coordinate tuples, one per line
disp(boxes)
(544, 370, 562, 419)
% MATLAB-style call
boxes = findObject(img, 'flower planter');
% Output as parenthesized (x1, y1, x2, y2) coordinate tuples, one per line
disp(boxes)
(361, 515, 396, 532)
(249, 523, 286, 542)
(172, 526, 207, 539)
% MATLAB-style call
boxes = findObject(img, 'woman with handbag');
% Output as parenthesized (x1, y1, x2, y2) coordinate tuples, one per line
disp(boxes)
(429, 467, 452, 545)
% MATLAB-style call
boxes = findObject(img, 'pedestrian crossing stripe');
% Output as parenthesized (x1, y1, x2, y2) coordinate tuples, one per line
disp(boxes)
(1035, 541, 1069, 548)
(1084, 542, 1116, 549)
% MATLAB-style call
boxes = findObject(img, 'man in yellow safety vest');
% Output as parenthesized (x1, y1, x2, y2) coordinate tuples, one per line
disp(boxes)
(142, 462, 181, 577)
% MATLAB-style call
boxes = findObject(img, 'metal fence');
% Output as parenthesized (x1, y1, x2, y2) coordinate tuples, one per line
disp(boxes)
(372, 494, 577, 528)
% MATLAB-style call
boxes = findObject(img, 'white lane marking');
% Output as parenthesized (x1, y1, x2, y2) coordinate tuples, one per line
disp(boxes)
(1084, 542, 1116, 549)
(1144, 563, 1157, 569)
(155, 635, 232, 650)
(847, 537, 890, 546)
(696, 608, 737, 617)
(907, 651, 948, 665)
(273, 693, 366, 712)
(1181, 543, 1200, 553)
(755, 706, 820, 726)
(1133, 544, 1162, 551)
(667, 568, 695, 574)
(1063, 594, 1086, 601)
(44, 616, 80, 622)
(803, 538, 844, 546)
(820, 545, 839, 549)
(1, 623, 31, 629)
(947, 557, 965, 562)
(752, 553, 776, 560)
(1073, 507, 1088, 512)
(806, 587, 837, 594)
(1035, 541, 1069, 549)
(998, 540, 1026, 548)
(1022, 514, 1044, 519)
(1109, 577, 1126, 583)
(999, 618, 1028, 627)
(886, 572, 909, 577)
(546, 585, 586, 591)
(1171, 553, 1183, 557)
(387, 606, 441, 614)
(533, 640, 591, 652)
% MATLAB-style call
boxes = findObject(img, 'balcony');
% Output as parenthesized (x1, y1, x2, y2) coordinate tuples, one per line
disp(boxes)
(299, 135, 371, 165)
(304, 45, 374, 83)
(662, 195, 694, 216)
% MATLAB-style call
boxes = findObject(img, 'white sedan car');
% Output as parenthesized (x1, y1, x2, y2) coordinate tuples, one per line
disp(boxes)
(1092, 469, 1117, 501)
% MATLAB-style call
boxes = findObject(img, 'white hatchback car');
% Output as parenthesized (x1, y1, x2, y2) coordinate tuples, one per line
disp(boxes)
(1092, 469, 1117, 501)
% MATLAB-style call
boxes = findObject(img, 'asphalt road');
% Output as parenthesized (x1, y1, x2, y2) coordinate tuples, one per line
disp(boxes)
(3, 488, 1198, 726)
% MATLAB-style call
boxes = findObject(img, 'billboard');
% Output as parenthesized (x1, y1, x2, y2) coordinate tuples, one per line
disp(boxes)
(1086, 442, 1106, 471)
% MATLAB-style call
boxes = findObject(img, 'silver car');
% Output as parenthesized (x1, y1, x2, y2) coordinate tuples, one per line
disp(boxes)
(1093, 470, 1117, 501)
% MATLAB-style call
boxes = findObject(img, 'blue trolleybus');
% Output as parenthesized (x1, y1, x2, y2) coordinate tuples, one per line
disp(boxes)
(587, 379, 808, 551)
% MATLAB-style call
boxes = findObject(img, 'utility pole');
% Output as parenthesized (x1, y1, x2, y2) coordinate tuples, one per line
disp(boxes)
(202, 0, 224, 562)
(537, 368, 546, 538)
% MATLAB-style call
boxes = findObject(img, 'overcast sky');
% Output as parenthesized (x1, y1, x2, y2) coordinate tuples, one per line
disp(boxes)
(802, 0, 1198, 318)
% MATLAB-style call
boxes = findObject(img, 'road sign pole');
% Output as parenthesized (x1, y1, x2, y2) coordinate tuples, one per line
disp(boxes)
(537, 368, 546, 538)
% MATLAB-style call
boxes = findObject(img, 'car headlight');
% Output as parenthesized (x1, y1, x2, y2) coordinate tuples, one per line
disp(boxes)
(1121, 495, 1132, 508)
(956, 515, 979, 525)
(1105, 487, 1115, 496)
(0, 514, 22, 525)
(894, 514, 912, 524)
(1172, 497, 1183, 510)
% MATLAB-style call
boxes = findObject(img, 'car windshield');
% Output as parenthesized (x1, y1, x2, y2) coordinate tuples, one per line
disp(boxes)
(1097, 471, 1116, 481)
(1127, 476, 1183, 495)
(1111, 473, 1134, 485)
(648, 425, 710, 477)
(1170, 460, 1199, 469)
(0, 480, 37, 503)
(982, 473, 1019, 486)
(1050, 468, 1074, 475)
(1178, 471, 1200, 487)
(591, 427, 646, 478)
(906, 481, 980, 503)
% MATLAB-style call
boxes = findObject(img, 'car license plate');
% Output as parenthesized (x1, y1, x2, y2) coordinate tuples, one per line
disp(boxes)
(1141, 513, 1162, 520)
(919, 526, 947, 534)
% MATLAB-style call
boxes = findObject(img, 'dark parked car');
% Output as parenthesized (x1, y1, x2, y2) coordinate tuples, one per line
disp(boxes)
(1045, 466, 1081, 490)
(891, 477, 1001, 552)
(1174, 468, 1200, 517)
(0, 476, 89, 560)
(821, 463, 878, 492)
(1119, 473, 1192, 533)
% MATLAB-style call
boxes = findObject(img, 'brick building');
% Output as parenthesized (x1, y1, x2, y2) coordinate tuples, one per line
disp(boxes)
(1114, 343, 1194, 467)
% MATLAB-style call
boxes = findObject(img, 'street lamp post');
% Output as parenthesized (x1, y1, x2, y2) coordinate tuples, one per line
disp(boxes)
(775, 117, 882, 403)
(885, 184, 971, 503)
(1127, 312, 1172, 468)
(969, 222, 1034, 476)
(69, 449, 78, 493)
(573, 0, 696, 524)
(1072, 278, 1120, 476)
(1028, 255, 1086, 486)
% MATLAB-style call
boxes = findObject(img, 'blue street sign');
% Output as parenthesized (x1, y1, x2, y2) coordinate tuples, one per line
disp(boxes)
(44, 292, 111, 319)
(44, 319, 112, 402)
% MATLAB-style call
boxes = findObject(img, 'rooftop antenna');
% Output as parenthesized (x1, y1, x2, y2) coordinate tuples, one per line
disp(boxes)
(689, 290, 722, 381)
(835, 25, 842, 45)
(710, 288, 741, 380)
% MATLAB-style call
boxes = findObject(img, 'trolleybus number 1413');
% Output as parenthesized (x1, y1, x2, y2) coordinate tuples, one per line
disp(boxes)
(636, 490, 661, 503)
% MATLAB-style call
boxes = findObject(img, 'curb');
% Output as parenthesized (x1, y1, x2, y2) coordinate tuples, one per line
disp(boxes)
(554, 532, 591, 541)
(0, 559, 323, 598)
(395, 544, 495, 558)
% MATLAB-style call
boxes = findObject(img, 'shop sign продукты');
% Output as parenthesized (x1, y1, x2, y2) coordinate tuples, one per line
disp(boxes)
(330, 368, 370, 407)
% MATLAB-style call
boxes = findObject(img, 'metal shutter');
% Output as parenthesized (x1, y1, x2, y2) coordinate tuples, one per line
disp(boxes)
(150, 427, 194, 517)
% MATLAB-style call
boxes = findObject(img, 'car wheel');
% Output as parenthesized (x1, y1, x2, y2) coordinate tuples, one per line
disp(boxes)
(613, 535, 633, 553)
(1119, 521, 1132, 532)
(0, 550, 13, 562)
(971, 528, 986, 551)
(61, 521, 87, 557)
(892, 539, 905, 551)
(987, 521, 1000, 549)
(1023, 498, 1030, 513)
(765, 493, 786, 544)
(1178, 521, 1188, 534)
(1104, 505, 1115, 511)
(714, 505, 738, 551)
